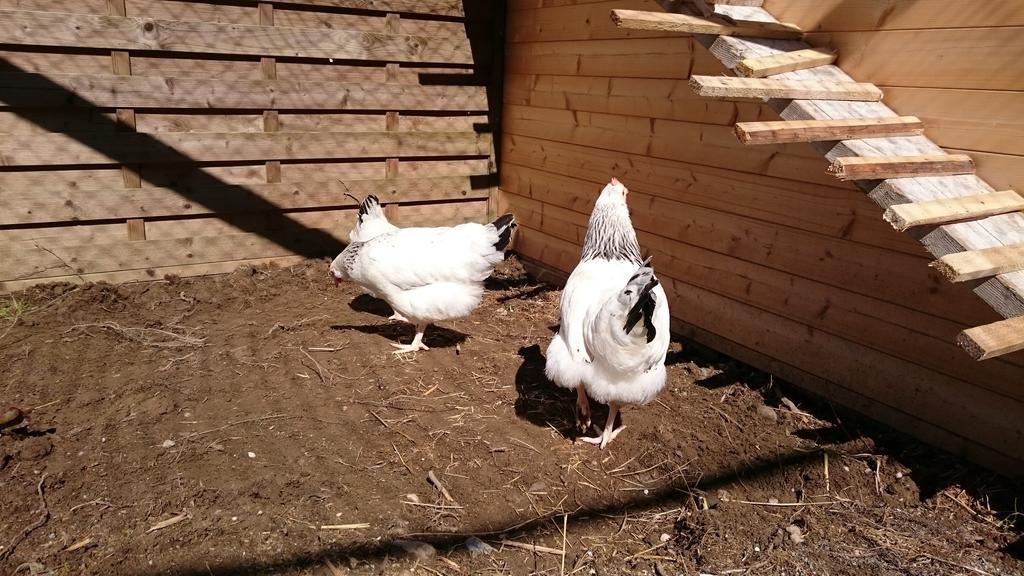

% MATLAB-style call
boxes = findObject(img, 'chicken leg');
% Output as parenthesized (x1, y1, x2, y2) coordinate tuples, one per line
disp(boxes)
(575, 385, 592, 434)
(581, 402, 625, 449)
(391, 323, 430, 354)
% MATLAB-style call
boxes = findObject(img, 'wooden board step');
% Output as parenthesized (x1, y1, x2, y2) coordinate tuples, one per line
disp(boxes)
(735, 116, 924, 145)
(736, 48, 837, 78)
(827, 154, 975, 181)
(957, 316, 1024, 361)
(883, 190, 1024, 231)
(931, 243, 1024, 282)
(610, 10, 803, 39)
(689, 76, 883, 101)
(690, 0, 765, 17)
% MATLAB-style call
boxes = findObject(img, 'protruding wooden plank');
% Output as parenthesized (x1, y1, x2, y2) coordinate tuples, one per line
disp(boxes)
(610, 10, 803, 39)
(0, 9, 472, 64)
(958, 316, 1024, 360)
(883, 190, 1024, 231)
(932, 243, 1024, 282)
(0, 131, 491, 167)
(827, 154, 975, 181)
(689, 76, 882, 101)
(735, 48, 837, 78)
(0, 73, 487, 112)
(735, 116, 924, 145)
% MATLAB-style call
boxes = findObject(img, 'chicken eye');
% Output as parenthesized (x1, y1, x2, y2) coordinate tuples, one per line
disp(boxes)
(624, 290, 633, 295)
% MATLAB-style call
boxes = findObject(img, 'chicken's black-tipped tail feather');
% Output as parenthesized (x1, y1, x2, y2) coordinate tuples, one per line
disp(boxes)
(490, 213, 517, 251)
(623, 275, 659, 343)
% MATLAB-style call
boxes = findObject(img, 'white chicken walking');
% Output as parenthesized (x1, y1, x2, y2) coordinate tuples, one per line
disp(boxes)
(343, 194, 405, 321)
(330, 195, 516, 354)
(545, 178, 670, 449)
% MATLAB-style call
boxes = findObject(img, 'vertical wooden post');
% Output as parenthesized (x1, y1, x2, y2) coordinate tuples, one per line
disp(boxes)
(383, 12, 401, 223)
(108, 0, 145, 240)
(259, 3, 281, 184)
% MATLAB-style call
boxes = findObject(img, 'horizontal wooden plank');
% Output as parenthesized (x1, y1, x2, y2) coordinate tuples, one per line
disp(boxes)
(507, 0, 679, 42)
(504, 73, 774, 126)
(763, 0, 1024, 31)
(0, 9, 473, 64)
(499, 158, 1002, 327)
(735, 117, 924, 145)
(827, 154, 975, 181)
(610, 9, 804, 39)
(503, 104, 843, 188)
(690, 75, 883, 101)
(805, 28, 1024, 91)
(735, 47, 835, 78)
(505, 37, 700, 79)
(883, 190, 1024, 232)
(262, 0, 463, 17)
(933, 244, 1024, 283)
(959, 316, 1024, 361)
(881, 88, 1024, 157)
(0, 174, 488, 225)
(0, 72, 488, 111)
(0, 199, 488, 283)
(0, 131, 491, 166)
(501, 133, 931, 256)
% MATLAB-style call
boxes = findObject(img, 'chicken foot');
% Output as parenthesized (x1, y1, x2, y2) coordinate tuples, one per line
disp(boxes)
(390, 323, 430, 354)
(581, 402, 625, 449)
(387, 312, 408, 322)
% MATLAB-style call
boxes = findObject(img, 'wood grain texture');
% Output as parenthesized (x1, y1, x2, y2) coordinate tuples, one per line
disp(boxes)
(0, 131, 491, 166)
(933, 244, 1024, 283)
(0, 72, 488, 111)
(611, 8, 803, 39)
(735, 47, 835, 78)
(883, 191, 1024, 232)
(828, 154, 975, 181)
(736, 116, 924, 145)
(0, 9, 473, 63)
(958, 316, 1024, 361)
(690, 75, 882, 101)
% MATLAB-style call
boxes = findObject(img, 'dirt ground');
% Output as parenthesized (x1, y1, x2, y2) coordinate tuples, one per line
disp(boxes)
(0, 257, 1021, 576)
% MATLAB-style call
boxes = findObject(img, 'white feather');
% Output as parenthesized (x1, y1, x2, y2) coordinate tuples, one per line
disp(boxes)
(545, 178, 671, 408)
(330, 220, 511, 325)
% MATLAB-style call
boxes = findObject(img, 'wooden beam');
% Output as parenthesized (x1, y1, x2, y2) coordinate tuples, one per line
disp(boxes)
(0, 175, 487, 225)
(610, 10, 803, 39)
(689, 76, 883, 101)
(257, 0, 463, 16)
(0, 131, 491, 167)
(932, 243, 1024, 282)
(957, 316, 1024, 361)
(735, 48, 837, 78)
(735, 116, 924, 145)
(883, 190, 1024, 231)
(827, 154, 975, 181)
(0, 72, 487, 111)
(0, 9, 473, 64)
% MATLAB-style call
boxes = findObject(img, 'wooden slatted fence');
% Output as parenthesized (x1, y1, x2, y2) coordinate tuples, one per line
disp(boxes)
(0, 0, 504, 291)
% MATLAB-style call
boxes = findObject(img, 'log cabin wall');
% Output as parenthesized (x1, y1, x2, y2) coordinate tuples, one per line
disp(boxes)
(499, 0, 1024, 476)
(0, 0, 503, 291)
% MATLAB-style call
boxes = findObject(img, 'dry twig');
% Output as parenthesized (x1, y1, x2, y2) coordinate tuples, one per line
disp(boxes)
(428, 469, 454, 502)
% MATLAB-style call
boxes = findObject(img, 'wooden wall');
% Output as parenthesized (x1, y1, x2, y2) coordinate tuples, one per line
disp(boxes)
(0, 0, 502, 291)
(500, 0, 1024, 476)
